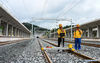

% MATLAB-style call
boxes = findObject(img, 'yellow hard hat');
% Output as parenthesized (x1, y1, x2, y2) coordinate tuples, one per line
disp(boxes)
(76, 24, 80, 27)
(59, 24, 62, 27)
(68, 44, 73, 48)
(41, 48, 44, 50)
(71, 48, 75, 51)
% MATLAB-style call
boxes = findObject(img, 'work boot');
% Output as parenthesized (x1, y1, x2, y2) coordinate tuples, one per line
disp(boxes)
(58, 50, 60, 52)
(58, 50, 61, 53)
(62, 50, 65, 52)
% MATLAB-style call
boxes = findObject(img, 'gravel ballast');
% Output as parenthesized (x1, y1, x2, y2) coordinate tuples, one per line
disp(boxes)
(0, 39, 45, 63)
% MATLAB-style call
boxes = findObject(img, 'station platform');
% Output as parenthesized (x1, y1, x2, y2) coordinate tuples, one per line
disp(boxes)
(0, 37, 30, 42)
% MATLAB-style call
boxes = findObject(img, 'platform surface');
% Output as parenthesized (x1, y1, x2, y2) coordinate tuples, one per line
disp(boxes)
(0, 37, 30, 42)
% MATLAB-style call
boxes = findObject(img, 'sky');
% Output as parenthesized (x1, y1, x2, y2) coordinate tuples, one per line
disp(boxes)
(0, 0, 100, 29)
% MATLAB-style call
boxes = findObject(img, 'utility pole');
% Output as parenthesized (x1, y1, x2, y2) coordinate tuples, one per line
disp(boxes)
(54, 29, 55, 38)
(34, 27, 35, 37)
(71, 19, 73, 42)
(54, 21, 58, 38)
(32, 23, 33, 38)
(50, 28, 52, 38)
(30, 20, 36, 40)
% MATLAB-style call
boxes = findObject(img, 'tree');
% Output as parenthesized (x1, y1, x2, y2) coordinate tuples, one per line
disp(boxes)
(22, 22, 49, 35)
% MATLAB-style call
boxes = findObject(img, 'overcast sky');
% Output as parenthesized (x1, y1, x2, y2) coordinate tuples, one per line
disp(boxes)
(0, 0, 100, 29)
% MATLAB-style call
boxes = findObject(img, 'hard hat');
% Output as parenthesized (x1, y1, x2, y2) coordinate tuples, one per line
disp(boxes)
(68, 44, 73, 48)
(76, 24, 80, 27)
(71, 48, 75, 51)
(41, 48, 44, 50)
(59, 24, 62, 27)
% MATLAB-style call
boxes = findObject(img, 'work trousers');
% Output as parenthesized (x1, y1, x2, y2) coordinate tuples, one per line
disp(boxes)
(75, 38, 81, 50)
(58, 38, 64, 47)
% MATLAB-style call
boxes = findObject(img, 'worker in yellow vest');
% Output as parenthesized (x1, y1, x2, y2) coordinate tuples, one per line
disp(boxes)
(57, 24, 66, 47)
(74, 24, 83, 50)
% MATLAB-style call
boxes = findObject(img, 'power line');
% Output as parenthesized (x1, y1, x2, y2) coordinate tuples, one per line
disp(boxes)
(22, 0, 30, 19)
(41, 0, 48, 18)
(57, 0, 81, 18)
(56, 0, 76, 18)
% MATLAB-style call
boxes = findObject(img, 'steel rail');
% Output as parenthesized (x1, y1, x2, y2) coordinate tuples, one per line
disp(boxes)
(41, 39, 100, 63)
(37, 39, 53, 63)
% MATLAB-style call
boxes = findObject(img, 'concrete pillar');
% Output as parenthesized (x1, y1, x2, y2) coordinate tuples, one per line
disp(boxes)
(16, 28, 18, 37)
(83, 30, 86, 38)
(18, 29, 19, 37)
(8, 25, 12, 36)
(25, 33, 26, 38)
(66, 32, 68, 37)
(18, 29, 20, 37)
(88, 28, 92, 38)
(6, 23, 8, 36)
(22, 32, 24, 37)
(19, 30, 20, 37)
(23, 32, 25, 38)
(69, 32, 71, 38)
(13, 27, 16, 37)
(20, 31, 22, 37)
(26, 33, 27, 38)
(67, 32, 69, 38)
(21, 31, 23, 37)
(0, 20, 2, 36)
(0, 19, 1, 25)
(12, 26, 13, 37)
(24, 33, 26, 38)
(15, 28, 17, 37)
(22, 31, 23, 37)
(97, 25, 100, 38)
(22, 32, 23, 37)
(19, 30, 21, 37)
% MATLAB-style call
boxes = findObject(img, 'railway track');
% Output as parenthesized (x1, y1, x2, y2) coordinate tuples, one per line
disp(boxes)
(0, 39, 30, 46)
(38, 39, 53, 63)
(40, 38, 100, 63)
(47, 39, 100, 48)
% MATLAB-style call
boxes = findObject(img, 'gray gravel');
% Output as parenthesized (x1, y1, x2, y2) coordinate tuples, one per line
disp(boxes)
(44, 39, 100, 61)
(0, 40, 31, 63)
(0, 39, 45, 63)
(16, 39, 45, 63)
(77, 45, 100, 60)
(40, 39, 84, 63)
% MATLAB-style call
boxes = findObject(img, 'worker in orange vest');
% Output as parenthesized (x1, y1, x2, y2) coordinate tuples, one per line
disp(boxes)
(74, 24, 83, 50)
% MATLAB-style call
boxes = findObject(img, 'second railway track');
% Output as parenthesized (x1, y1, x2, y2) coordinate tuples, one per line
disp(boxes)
(47, 38, 100, 48)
